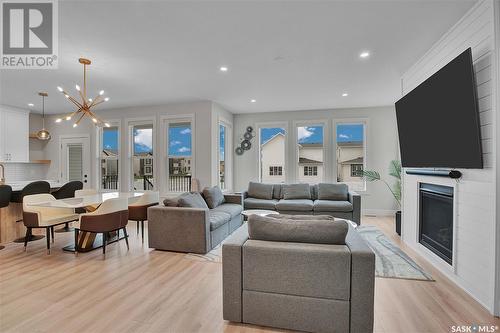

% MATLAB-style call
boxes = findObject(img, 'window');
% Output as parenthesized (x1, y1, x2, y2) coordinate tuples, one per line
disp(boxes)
(167, 121, 192, 192)
(100, 125, 119, 190)
(269, 166, 283, 176)
(336, 122, 366, 191)
(219, 124, 226, 190)
(304, 166, 318, 176)
(351, 164, 363, 177)
(131, 123, 154, 190)
(259, 127, 286, 183)
(297, 125, 324, 184)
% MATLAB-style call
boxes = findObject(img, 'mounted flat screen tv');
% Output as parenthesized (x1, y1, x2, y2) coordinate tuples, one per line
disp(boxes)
(395, 48, 483, 169)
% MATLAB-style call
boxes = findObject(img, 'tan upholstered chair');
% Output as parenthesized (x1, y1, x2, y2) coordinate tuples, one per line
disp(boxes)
(22, 194, 79, 254)
(74, 197, 129, 257)
(128, 191, 159, 243)
(74, 189, 99, 212)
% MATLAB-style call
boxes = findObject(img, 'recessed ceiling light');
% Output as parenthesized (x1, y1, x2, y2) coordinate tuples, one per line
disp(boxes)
(28, 103, 34, 107)
(250, 99, 256, 103)
(219, 66, 228, 72)
(359, 51, 370, 58)
(342, 93, 348, 97)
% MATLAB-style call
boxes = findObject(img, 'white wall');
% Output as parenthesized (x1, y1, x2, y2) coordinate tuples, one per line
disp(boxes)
(400, 0, 499, 314)
(233, 106, 399, 213)
(41, 101, 220, 194)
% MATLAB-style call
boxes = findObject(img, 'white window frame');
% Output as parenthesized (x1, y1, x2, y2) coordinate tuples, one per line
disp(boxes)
(126, 117, 156, 192)
(160, 114, 196, 196)
(333, 118, 368, 193)
(256, 121, 289, 183)
(293, 120, 329, 183)
(218, 117, 233, 191)
(96, 119, 121, 192)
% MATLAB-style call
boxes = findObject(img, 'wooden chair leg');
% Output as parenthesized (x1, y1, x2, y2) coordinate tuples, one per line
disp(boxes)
(136, 222, 139, 235)
(141, 221, 144, 243)
(102, 233, 107, 257)
(46, 227, 51, 254)
(23, 228, 30, 250)
(123, 228, 129, 250)
(74, 229, 79, 256)
(51, 226, 55, 242)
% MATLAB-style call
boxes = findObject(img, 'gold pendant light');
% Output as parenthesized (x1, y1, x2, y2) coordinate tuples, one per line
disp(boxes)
(36, 92, 51, 140)
(55, 58, 110, 128)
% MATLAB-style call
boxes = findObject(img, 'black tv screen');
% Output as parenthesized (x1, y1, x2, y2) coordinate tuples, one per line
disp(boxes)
(395, 48, 483, 169)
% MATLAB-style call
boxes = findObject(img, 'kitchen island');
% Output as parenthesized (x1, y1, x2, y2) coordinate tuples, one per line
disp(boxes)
(0, 180, 64, 244)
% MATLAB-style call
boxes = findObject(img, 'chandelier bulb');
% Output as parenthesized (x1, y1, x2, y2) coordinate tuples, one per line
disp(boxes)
(104, 123, 110, 127)
(73, 123, 78, 128)
(55, 118, 62, 123)
(104, 97, 110, 102)
(99, 90, 104, 96)
(75, 85, 81, 91)
(57, 86, 63, 92)
(66, 116, 71, 121)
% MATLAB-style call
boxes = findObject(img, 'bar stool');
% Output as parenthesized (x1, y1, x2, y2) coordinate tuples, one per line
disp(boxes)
(74, 197, 129, 258)
(128, 191, 159, 243)
(13, 181, 50, 243)
(22, 194, 79, 254)
(0, 185, 12, 250)
(52, 181, 83, 232)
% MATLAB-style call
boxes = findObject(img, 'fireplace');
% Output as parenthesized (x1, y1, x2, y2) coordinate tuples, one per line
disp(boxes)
(419, 183, 454, 265)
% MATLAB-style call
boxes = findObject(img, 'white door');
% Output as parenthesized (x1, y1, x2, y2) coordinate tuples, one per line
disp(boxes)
(60, 136, 91, 188)
(2, 109, 29, 162)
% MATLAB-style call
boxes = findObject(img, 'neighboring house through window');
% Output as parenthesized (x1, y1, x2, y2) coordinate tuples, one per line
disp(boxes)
(351, 163, 364, 177)
(336, 122, 366, 191)
(269, 166, 283, 176)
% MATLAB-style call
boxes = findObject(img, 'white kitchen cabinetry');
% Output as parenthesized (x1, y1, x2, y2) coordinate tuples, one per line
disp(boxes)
(0, 107, 29, 162)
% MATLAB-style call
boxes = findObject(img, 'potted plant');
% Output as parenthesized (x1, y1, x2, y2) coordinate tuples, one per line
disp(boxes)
(362, 160, 402, 235)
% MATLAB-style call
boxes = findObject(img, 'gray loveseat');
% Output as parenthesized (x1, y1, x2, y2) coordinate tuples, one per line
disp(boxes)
(243, 182, 361, 224)
(222, 217, 375, 333)
(148, 189, 243, 254)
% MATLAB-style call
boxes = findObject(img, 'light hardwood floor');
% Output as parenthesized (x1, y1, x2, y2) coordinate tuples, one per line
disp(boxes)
(0, 216, 498, 333)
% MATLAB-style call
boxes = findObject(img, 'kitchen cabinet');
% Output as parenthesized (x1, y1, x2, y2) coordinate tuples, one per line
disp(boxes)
(0, 107, 29, 162)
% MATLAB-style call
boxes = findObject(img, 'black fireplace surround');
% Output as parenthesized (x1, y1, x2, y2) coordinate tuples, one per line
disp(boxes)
(419, 183, 454, 265)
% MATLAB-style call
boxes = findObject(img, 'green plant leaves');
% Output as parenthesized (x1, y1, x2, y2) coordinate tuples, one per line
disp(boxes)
(362, 170, 381, 182)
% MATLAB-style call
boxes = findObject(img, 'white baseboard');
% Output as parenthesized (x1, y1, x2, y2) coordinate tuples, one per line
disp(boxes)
(362, 209, 397, 216)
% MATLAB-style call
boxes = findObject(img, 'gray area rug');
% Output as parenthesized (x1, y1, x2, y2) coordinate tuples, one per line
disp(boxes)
(357, 225, 433, 281)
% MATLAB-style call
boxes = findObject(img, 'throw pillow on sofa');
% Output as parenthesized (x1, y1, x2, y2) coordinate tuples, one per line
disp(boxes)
(203, 186, 226, 209)
(282, 183, 311, 200)
(163, 197, 179, 207)
(248, 182, 274, 200)
(318, 183, 348, 201)
(178, 192, 209, 209)
(248, 214, 348, 245)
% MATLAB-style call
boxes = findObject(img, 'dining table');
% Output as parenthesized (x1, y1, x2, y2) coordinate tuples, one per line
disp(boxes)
(26, 191, 144, 253)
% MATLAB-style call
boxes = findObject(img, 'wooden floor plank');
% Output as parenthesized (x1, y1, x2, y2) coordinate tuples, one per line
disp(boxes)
(0, 217, 498, 333)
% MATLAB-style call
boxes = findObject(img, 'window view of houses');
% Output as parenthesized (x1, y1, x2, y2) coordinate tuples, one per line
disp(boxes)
(133, 124, 155, 190)
(101, 126, 119, 190)
(168, 122, 192, 192)
(336, 123, 365, 191)
(219, 124, 226, 190)
(260, 127, 286, 183)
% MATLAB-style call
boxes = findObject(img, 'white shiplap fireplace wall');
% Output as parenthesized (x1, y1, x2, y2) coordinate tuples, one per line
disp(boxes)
(401, 0, 499, 315)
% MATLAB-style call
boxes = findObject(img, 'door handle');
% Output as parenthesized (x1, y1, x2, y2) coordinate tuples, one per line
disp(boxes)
(84, 180, 87, 183)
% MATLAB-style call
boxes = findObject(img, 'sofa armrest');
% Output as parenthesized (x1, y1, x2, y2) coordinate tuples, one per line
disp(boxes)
(346, 225, 375, 333)
(224, 193, 243, 205)
(147, 206, 210, 254)
(222, 224, 249, 322)
(349, 191, 361, 225)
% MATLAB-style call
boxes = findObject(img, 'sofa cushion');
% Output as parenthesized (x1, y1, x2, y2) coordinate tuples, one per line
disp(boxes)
(310, 184, 318, 200)
(211, 203, 243, 218)
(272, 184, 282, 199)
(276, 199, 313, 211)
(203, 186, 226, 209)
(268, 214, 334, 220)
(163, 197, 179, 207)
(248, 215, 349, 245)
(248, 182, 274, 200)
(178, 192, 209, 209)
(244, 197, 278, 210)
(314, 200, 353, 212)
(209, 211, 231, 230)
(282, 184, 311, 200)
(317, 183, 348, 201)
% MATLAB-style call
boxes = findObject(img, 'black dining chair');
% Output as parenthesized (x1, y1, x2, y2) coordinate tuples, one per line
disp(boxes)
(0, 185, 12, 250)
(52, 181, 83, 233)
(12, 181, 51, 243)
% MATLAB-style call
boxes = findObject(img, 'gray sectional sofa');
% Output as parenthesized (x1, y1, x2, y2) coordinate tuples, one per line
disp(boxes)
(148, 188, 243, 254)
(223, 215, 375, 332)
(243, 182, 361, 224)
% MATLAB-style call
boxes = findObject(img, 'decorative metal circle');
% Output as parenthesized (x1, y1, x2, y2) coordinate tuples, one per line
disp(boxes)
(241, 140, 252, 150)
(246, 126, 253, 133)
(235, 147, 244, 155)
(243, 132, 253, 140)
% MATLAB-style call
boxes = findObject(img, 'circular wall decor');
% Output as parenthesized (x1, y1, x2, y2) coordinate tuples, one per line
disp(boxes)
(246, 126, 253, 133)
(241, 140, 252, 150)
(235, 147, 244, 155)
(243, 132, 253, 140)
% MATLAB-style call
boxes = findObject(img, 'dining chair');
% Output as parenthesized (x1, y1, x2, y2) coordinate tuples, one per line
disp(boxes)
(13, 181, 51, 243)
(22, 194, 79, 254)
(74, 197, 129, 258)
(0, 185, 12, 250)
(74, 189, 99, 213)
(52, 181, 83, 233)
(128, 191, 159, 243)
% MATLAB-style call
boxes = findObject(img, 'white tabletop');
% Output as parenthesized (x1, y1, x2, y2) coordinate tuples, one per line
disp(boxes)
(8, 180, 64, 191)
(27, 192, 143, 208)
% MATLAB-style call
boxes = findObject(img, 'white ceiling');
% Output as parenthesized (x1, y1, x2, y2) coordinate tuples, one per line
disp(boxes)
(0, 0, 476, 114)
